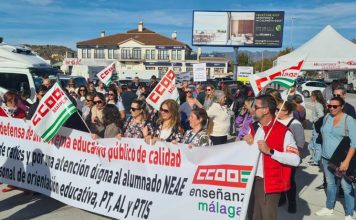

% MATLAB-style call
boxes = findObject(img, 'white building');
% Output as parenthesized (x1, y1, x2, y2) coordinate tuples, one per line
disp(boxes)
(63, 22, 228, 79)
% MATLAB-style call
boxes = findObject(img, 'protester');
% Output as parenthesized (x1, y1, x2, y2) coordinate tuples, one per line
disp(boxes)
(42, 78, 52, 89)
(87, 82, 96, 94)
(96, 81, 107, 95)
(206, 90, 233, 145)
(323, 80, 339, 102)
(147, 75, 158, 93)
(277, 100, 305, 213)
(232, 85, 249, 116)
(148, 99, 183, 144)
(102, 104, 122, 138)
(179, 87, 203, 131)
(136, 84, 147, 100)
(106, 87, 126, 120)
(315, 97, 356, 220)
(244, 95, 300, 220)
(178, 80, 189, 104)
(183, 108, 212, 147)
(195, 84, 205, 105)
(281, 83, 304, 104)
(0, 91, 26, 192)
(82, 94, 94, 120)
(118, 99, 152, 139)
(132, 76, 140, 93)
(121, 83, 138, 119)
(265, 88, 284, 106)
(292, 94, 306, 125)
(86, 93, 106, 137)
(26, 85, 48, 119)
(76, 85, 88, 111)
(333, 86, 356, 119)
(235, 97, 254, 140)
(66, 79, 78, 94)
(308, 90, 327, 166)
(203, 84, 215, 109)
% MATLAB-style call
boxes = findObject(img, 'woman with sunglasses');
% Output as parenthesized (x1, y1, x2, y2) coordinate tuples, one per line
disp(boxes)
(206, 90, 233, 145)
(86, 93, 106, 138)
(107, 87, 126, 120)
(76, 85, 88, 111)
(316, 97, 356, 219)
(203, 84, 216, 109)
(235, 97, 254, 141)
(179, 88, 203, 131)
(276, 101, 305, 213)
(117, 99, 152, 140)
(148, 99, 183, 144)
(183, 108, 212, 148)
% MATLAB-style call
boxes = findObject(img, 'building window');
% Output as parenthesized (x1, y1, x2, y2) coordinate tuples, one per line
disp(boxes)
(177, 50, 182, 60)
(121, 48, 131, 59)
(151, 50, 155, 60)
(82, 49, 87, 58)
(173, 67, 181, 72)
(108, 49, 113, 59)
(145, 67, 155, 70)
(171, 50, 177, 60)
(94, 48, 104, 59)
(87, 49, 91, 58)
(186, 67, 193, 72)
(132, 48, 141, 59)
(158, 50, 169, 60)
(114, 49, 119, 59)
(145, 49, 150, 60)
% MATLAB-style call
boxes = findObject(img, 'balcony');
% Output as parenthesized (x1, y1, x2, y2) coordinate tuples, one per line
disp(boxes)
(119, 54, 144, 62)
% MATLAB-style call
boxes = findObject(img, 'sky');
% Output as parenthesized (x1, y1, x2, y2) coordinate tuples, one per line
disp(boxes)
(1, 0, 355, 53)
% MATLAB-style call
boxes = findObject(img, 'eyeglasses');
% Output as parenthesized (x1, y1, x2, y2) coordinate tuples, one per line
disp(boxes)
(254, 106, 266, 110)
(159, 108, 170, 113)
(108, 93, 115, 96)
(94, 100, 103, 104)
(327, 104, 341, 109)
(130, 107, 141, 112)
(333, 94, 342, 97)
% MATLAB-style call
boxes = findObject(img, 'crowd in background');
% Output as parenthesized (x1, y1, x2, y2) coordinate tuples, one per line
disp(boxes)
(0, 76, 355, 219)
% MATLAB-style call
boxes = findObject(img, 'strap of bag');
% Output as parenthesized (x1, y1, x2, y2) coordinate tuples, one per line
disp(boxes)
(286, 118, 295, 128)
(344, 115, 349, 137)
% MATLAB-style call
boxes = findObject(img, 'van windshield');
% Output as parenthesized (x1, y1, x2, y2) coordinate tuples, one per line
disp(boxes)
(30, 67, 60, 89)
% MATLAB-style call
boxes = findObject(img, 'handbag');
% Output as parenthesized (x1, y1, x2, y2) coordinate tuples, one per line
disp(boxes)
(328, 115, 356, 183)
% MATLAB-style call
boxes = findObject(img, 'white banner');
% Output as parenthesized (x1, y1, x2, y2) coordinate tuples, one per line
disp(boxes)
(193, 63, 207, 82)
(30, 83, 77, 142)
(96, 62, 116, 86)
(0, 117, 259, 220)
(237, 66, 253, 78)
(146, 69, 179, 110)
(249, 59, 304, 95)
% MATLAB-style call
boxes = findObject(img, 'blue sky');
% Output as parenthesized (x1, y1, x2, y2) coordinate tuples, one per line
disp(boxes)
(1, 0, 355, 52)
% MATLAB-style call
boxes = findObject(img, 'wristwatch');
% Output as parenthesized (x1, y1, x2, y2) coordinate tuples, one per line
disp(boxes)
(269, 149, 275, 156)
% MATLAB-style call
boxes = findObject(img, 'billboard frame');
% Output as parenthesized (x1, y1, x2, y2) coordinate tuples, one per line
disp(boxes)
(192, 10, 285, 48)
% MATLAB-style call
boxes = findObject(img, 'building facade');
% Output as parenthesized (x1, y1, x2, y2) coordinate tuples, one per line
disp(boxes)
(68, 22, 228, 79)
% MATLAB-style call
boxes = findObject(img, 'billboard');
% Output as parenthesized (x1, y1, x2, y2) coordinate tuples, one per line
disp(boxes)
(192, 11, 284, 48)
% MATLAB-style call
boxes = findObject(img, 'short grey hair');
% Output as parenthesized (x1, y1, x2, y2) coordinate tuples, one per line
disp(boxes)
(213, 90, 225, 103)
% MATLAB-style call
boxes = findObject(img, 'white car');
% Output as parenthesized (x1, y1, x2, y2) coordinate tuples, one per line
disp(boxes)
(300, 81, 327, 98)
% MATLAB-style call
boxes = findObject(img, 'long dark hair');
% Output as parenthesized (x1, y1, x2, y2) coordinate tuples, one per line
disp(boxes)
(107, 88, 118, 103)
(77, 85, 88, 97)
(191, 108, 208, 128)
(311, 90, 327, 113)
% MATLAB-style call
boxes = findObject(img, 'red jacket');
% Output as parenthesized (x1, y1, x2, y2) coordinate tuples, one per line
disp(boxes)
(250, 120, 292, 193)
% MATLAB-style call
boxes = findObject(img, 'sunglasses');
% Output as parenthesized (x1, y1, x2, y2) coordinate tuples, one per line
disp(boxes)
(327, 104, 340, 109)
(108, 93, 115, 96)
(80, 89, 86, 91)
(86, 99, 93, 102)
(160, 108, 169, 113)
(206, 89, 211, 91)
(94, 100, 103, 104)
(130, 107, 141, 112)
(333, 94, 342, 97)
(185, 90, 192, 93)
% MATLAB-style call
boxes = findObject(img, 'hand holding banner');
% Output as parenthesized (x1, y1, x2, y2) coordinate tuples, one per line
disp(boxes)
(96, 62, 116, 86)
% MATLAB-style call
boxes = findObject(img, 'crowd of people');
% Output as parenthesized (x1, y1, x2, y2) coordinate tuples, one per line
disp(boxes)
(0, 76, 355, 220)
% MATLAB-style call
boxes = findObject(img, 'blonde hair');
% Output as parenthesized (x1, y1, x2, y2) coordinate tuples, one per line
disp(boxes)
(157, 99, 180, 128)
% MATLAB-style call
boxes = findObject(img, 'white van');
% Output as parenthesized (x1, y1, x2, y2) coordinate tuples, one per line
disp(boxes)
(0, 42, 59, 104)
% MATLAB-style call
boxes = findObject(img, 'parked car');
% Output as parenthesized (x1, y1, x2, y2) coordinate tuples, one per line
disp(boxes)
(218, 80, 243, 89)
(300, 81, 327, 98)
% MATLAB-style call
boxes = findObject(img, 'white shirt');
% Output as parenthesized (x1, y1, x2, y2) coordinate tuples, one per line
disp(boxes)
(252, 122, 300, 178)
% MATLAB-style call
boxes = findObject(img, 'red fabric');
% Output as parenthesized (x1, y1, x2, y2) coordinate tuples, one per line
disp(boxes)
(250, 120, 292, 193)
(0, 106, 26, 119)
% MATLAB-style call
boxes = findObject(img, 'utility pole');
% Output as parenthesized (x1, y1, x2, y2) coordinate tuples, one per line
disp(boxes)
(291, 17, 296, 48)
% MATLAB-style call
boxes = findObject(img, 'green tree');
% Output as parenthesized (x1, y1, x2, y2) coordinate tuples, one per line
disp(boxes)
(277, 47, 293, 57)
